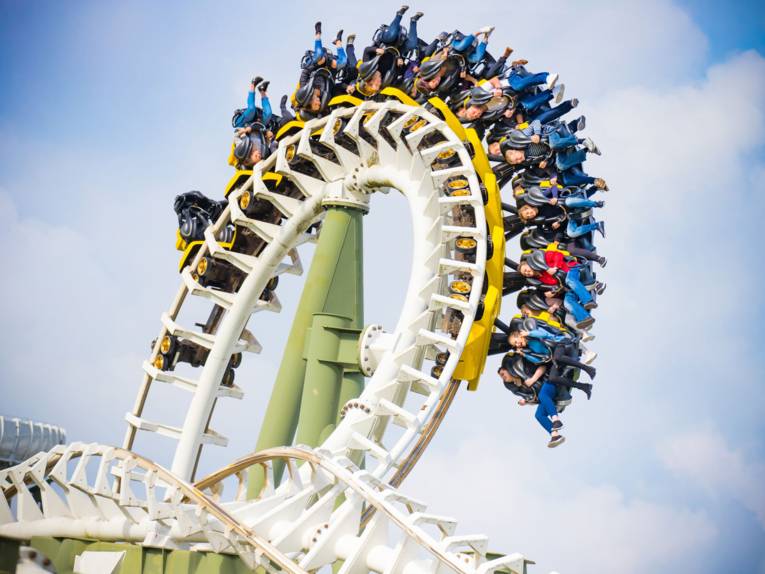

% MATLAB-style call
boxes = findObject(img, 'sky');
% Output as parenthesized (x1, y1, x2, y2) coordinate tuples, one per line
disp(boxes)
(1, 0, 764, 573)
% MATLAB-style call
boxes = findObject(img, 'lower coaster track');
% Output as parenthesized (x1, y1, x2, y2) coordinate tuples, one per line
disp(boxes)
(0, 442, 530, 574)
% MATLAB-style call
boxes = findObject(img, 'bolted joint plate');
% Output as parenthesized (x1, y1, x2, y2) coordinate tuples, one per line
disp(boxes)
(322, 179, 370, 212)
(358, 324, 396, 377)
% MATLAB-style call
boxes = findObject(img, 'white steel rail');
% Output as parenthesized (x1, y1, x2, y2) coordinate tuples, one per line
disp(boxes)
(0, 444, 531, 574)
(122, 101, 488, 484)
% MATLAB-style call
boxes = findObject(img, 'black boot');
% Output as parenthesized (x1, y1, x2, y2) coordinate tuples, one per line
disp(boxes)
(335, 29, 343, 43)
(397, 5, 409, 16)
(315, 21, 322, 35)
(251, 76, 263, 89)
(567, 381, 593, 400)
(258, 80, 270, 94)
(411, 11, 423, 21)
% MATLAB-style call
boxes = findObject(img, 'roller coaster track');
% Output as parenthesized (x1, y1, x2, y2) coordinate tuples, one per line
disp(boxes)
(123, 99, 502, 486)
(0, 443, 529, 574)
(1, 99, 522, 572)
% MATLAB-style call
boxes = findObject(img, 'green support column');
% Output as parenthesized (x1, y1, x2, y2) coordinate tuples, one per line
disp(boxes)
(0, 538, 19, 574)
(248, 205, 365, 498)
(297, 313, 364, 446)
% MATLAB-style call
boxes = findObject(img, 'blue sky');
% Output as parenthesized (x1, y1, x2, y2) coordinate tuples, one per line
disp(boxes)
(679, 0, 765, 56)
(1, 1, 764, 573)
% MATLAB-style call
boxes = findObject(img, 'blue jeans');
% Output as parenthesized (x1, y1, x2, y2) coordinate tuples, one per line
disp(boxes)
(520, 90, 553, 113)
(564, 292, 590, 322)
(565, 267, 592, 304)
(567, 218, 600, 238)
(405, 18, 419, 52)
(564, 197, 599, 209)
(549, 130, 578, 150)
(380, 13, 403, 44)
(508, 70, 548, 92)
(531, 100, 574, 124)
(556, 148, 588, 171)
(563, 266, 593, 322)
(565, 186, 597, 200)
(346, 44, 357, 68)
(560, 165, 595, 187)
(535, 382, 558, 433)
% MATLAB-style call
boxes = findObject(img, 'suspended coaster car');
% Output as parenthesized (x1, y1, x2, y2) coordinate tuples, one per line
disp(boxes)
(174, 192, 235, 272)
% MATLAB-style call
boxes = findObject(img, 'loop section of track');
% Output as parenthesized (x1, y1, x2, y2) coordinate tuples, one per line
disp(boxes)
(124, 100, 494, 486)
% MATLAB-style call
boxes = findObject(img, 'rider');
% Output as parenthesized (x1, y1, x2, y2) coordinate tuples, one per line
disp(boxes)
(451, 86, 493, 124)
(517, 249, 597, 330)
(232, 129, 269, 168)
(349, 58, 385, 98)
(450, 26, 495, 70)
(372, 5, 424, 60)
(498, 353, 566, 448)
(232, 77, 272, 130)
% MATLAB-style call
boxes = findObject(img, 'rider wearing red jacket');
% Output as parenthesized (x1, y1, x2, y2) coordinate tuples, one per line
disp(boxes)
(518, 249, 596, 329)
(534, 250, 575, 285)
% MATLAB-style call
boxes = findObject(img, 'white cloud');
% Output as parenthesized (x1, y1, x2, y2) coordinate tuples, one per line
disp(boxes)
(0, 190, 151, 443)
(404, 435, 717, 574)
(560, 49, 765, 433)
(658, 427, 765, 529)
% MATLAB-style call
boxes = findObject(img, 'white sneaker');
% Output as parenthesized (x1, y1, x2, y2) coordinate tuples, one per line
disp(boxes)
(583, 137, 601, 155)
(582, 349, 598, 365)
(564, 317, 593, 341)
(553, 83, 565, 104)
(544, 72, 559, 91)
(477, 25, 495, 37)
